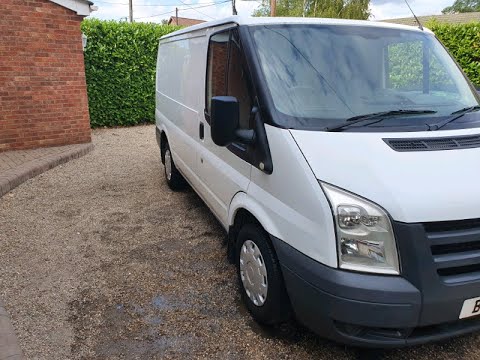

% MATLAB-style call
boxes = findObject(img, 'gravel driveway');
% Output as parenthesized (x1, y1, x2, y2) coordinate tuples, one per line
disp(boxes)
(1, 125, 479, 359)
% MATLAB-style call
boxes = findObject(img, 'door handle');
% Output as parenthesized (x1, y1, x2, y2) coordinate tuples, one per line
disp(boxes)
(199, 122, 204, 140)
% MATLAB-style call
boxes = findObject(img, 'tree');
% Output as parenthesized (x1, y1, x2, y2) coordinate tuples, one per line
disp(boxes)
(253, 0, 370, 20)
(442, 0, 480, 13)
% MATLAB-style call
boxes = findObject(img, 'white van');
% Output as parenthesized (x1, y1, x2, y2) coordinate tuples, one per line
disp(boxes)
(155, 16, 480, 347)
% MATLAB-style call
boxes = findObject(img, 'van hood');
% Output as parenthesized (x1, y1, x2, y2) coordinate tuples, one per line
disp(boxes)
(290, 129, 480, 223)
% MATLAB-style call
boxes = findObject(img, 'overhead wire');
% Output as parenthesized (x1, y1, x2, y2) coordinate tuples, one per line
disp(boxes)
(95, 0, 255, 20)
(94, 0, 228, 6)
(135, 0, 230, 19)
(176, 0, 215, 19)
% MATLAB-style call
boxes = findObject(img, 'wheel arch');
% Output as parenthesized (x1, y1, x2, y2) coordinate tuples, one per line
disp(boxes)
(227, 192, 281, 263)
(159, 128, 168, 164)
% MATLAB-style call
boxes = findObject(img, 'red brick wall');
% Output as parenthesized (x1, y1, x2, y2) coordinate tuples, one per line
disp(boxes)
(211, 42, 228, 96)
(0, 0, 91, 152)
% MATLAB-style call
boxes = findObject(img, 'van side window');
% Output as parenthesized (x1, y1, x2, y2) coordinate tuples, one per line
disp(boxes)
(206, 30, 253, 129)
(226, 31, 253, 129)
(206, 32, 229, 116)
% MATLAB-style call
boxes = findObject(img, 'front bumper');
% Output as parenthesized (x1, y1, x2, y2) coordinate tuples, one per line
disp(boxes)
(271, 220, 480, 348)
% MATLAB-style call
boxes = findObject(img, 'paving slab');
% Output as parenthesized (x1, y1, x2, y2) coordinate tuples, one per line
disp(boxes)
(0, 302, 22, 360)
(0, 143, 94, 198)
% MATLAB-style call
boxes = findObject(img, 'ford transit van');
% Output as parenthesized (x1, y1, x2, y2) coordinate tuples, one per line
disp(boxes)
(155, 17, 480, 347)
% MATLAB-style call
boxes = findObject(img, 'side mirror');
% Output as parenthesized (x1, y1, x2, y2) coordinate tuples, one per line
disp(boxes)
(211, 96, 240, 147)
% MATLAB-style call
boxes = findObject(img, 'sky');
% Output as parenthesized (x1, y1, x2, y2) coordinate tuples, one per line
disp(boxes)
(90, 0, 455, 24)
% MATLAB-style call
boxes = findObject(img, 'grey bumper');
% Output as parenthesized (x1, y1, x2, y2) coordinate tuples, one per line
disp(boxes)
(271, 229, 480, 348)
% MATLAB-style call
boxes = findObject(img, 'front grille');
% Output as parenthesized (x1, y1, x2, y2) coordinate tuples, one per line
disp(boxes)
(431, 240, 480, 255)
(384, 134, 480, 152)
(437, 263, 480, 277)
(425, 219, 480, 284)
(425, 218, 480, 232)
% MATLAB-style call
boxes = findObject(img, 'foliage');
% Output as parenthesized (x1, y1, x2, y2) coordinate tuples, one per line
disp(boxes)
(81, 19, 180, 127)
(388, 43, 456, 94)
(442, 0, 480, 14)
(385, 21, 480, 89)
(253, 0, 370, 19)
(428, 21, 480, 86)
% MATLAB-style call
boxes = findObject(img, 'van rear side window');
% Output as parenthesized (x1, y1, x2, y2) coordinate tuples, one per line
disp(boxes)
(206, 29, 252, 129)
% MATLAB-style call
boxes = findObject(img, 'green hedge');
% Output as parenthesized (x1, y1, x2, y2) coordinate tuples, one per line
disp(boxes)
(81, 19, 180, 127)
(388, 41, 456, 91)
(382, 21, 480, 90)
(429, 21, 480, 87)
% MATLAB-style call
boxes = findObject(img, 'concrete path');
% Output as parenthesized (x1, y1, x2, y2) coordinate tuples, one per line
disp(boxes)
(0, 301, 22, 360)
(0, 143, 93, 198)
(0, 142, 93, 359)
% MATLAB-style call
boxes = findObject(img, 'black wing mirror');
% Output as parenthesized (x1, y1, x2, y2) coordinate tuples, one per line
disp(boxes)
(211, 96, 255, 147)
(211, 96, 239, 146)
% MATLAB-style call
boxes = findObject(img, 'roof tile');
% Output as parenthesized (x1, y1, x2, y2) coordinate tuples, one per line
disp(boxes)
(381, 12, 480, 26)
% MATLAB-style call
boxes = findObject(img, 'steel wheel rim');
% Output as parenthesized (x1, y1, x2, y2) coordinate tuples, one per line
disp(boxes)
(165, 149, 172, 181)
(239, 240, 268, 306)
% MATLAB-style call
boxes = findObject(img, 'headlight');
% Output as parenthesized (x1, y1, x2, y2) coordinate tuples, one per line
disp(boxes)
(321, 182, 400, 275)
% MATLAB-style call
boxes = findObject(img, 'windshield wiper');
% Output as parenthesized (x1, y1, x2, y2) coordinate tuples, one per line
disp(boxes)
(429, 105, 480, 131)
(325, 109, 438, 132)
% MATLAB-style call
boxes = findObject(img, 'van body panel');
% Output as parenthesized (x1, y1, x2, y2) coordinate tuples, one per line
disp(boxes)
(156, 35, 206, 180)
(194, 25, 252, 226)
(290, 128, 480, 223)
(248, 125, 338, 267)
(160, 16, 432, 41)
(196, 132, 252, 226)
(228, 191, 281, 236)
(156, 23, 251, 227)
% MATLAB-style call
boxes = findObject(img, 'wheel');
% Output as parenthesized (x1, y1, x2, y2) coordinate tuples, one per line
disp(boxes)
(236, 223, 293, 326)
(163, 142, 186, 191)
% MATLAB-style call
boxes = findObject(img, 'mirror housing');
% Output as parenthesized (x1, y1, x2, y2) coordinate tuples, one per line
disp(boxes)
(210, 96, 256, 147)
(211, 96, 240, 147)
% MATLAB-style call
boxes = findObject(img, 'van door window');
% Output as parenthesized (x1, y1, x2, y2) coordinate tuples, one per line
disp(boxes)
(206, 32, 229, 117)
(206, 31, 230, 118)
(226, 31, 253, 129)
(206, 29, 253, 129)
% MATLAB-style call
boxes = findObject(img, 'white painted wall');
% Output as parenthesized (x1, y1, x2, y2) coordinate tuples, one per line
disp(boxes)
(48, 0, 93, 16)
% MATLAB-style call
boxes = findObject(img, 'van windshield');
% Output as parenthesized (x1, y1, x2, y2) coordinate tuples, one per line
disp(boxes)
(250, 24, 480, 131)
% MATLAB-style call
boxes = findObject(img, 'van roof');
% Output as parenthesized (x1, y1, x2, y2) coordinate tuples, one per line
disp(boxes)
(160, 16, 433, 39)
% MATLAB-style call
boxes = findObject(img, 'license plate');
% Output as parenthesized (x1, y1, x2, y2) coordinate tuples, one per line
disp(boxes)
(459, 297, 480, 319)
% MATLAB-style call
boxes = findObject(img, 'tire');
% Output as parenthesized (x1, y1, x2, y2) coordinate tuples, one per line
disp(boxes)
(236, 223, 293, 326)
(163, 142, 186, 191)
